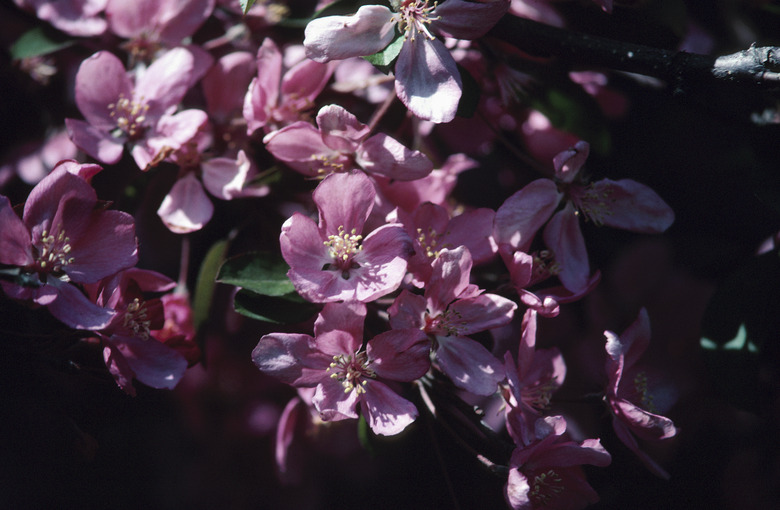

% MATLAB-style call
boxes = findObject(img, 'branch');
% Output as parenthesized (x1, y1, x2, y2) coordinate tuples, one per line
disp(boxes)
(487, 15, 780, 90)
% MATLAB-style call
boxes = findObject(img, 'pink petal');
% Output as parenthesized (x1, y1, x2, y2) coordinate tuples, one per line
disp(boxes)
(157, 173, 214, 233)
(443, 208, 497, 264)
(263, 122, 340, 176)
(395, 38, 462, 124)
(553, 140, 589, 183)
(494, 178, 562, 251)
(136, 47, 196, 119)
(46, 278, 116, 330)
(435, 335, 506, 396)
(361, 380, 418, 436)
(281, 58, 334, 105)
(350, 224, 413, 302)
(314, 171, 375, 235)
(387, 290, 427, 331)
(313, 377, 360, 421)
(356, 133, 434, 180)
(543, 204, 590, 294)
(0, 195, 33, 266)
(316, 104, 368, 153)
(432, 0, 510, 39)
(109, 334, 188, 390)
(252, 333, 332, 386)
(313, 302, 365, 356)
(367, 328, 430, 381)
(448, 293, 517, 335)
(65, 118, 125, 164)
(74, 51, 133, 130)
(155, 0, 214, 44)
(203, 51, 256, 121)
(303, 5, 396, 63)
(427, 246, 473, 314)
(591, 179, 675, 233)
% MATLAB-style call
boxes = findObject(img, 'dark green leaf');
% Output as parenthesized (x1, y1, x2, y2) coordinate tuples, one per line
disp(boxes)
(193, 239, 229, 331)
(233, 289, 319, 324)
(363, 33, 403, 70)
(10, 27, 74, 60)
(216, 251, 294, 296)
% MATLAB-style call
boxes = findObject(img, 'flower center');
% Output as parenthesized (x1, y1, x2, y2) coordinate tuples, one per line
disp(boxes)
(312, 154, 347, 176)
(328, 351, 376, 394)
(572, 183, 614, 226)
(532, 250, 561, 283)
(522, 379, 559, 411)
(123, 297, 152, 340)
(528, 469, 565, 506)
(323, 225, 363, 277)
(108, 92, 150, 139)
(35, 225, 74, 277)
(395, 0, 439, 42)
(633, 371, 657, 413)
(424, 309, 465, 336)
(416, 227, 445, 260)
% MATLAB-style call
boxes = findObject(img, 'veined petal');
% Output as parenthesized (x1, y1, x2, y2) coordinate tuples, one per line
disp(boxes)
(46, 278, 116, 330)
(136, 47, 196, 119)
(427, 246, 472, 314)
(65, 118, 125, 165)
(361, 380, 418, 436)
(264, 121, 340, 176)
(591, 179, 675, 233)
(356, 133, 433, 180)
(74, 51, 133, 130)
(395, 38, 462, 124)
(436, 335, 505, 396)
(304, 5, 396, 63)
(448, 293, 516, 335)
(313, 377, 360, 421)
(388, 290, 427, 330)
(367, 328, 430, 381)
(432, 0, 510, 39)
(314, 302, 365, 356)
(109, 335, 188, 390)
(314, 171, 375, 235)
(350, 223, 413, 302)
(252, 333, 332, 386)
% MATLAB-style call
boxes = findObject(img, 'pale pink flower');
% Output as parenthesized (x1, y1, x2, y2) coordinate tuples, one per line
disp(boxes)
(280, 170, 413, 303)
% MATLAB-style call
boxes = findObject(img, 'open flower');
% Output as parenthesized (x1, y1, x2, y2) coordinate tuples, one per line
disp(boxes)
(264, 104, 432, 180)
(0, 161, 137, 329)
(280, 170, 413, 303)
(389, 246, 515, 395)
(252, 301, 430, 435)
(303, 0, 510, 123)
(494, 140, 674, 293)
(604, 307, 678, 478)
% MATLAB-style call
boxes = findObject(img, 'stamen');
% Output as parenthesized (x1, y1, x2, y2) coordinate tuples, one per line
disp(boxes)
(35, 226, 75, 275)
(529, 469, 565, 506)
(323, 226, 363, 272)
(123, 298, 152, 340)
(394, 1, 440, 42)
(108, 92, 150, 139)
(416, 227, 446, 259)
(327, 352, 376, 394)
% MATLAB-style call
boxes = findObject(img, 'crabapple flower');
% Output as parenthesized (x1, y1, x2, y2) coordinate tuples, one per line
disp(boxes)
(243, 38, 333, 135)
(252, 302, 430, 435)
(389, 246, 515, 395)
(502, 309, 566, 445)
(65, 48, 208, 170)
(264, 104, 432, 180)
(505, 415, 611, 510)
(87, 268, 188, 395)
(280, 170, 413, 303)
(303, 0, 510, 123)
(391, 202, 496, 286)
(0, 161, 137, 330)
(494, 140, 674, 293)
(604, 308, 678, 478)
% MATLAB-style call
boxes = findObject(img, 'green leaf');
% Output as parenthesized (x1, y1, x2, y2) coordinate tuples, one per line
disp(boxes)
(193, 239, 229, 332)
(216, 251, 294, 296)
(363, 33, 403, 70)
(10, 27, 74, 60)
(239, 0, 257, 15)
(233, 289, 319, 324)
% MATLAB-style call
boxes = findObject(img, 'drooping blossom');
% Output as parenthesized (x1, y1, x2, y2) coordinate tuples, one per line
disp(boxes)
(264, 104, 432, 180)
(87, 268, 188, 395)
(390, 202, 496, 286)
(303, 0, 510, 123)
(243, 38, 334, 135)
(65, 48, 209, 170)
(280, 170, 413, 303)
(494, 140, 674, 293)
(505, 415, 611, 510)
(502, 309, 566, 444)
(0, 161, 137, 330)
(252, 301, 430, 435)
(389, 246, 515, 395)
(604, 307, 678, 478)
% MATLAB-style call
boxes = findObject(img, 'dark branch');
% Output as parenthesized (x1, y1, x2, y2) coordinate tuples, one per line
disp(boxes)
(487, 15, 780, 91)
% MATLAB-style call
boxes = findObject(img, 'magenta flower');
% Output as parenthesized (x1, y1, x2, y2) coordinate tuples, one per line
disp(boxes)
(88, 268, 188, 395)
(264, 104, 433, 180)
(502, 309, 566, 445)
(388, 246, 515, 395)
(280, 170, 413, 303)
(65, 48, 209, 170)
(252, 302, 430, 435)
(494, 140, 674, 293)
(243, 38, 334, 135)
(505, 415, 611, 510)
(0, 161, 137, 330)
(303, 0, 510, 123)
(392, 201, 496, 286)
(604, 308, 678, 478)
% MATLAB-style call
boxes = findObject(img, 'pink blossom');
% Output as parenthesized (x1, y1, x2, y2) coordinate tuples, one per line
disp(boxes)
(0, 129, 78, 185)
(494, 140, 674, 293)
(243, 38, 333, 135)
(604, 307, 678, 478)
(65, 48, 208, 170)
(303, 0, 510, 123)
(280, 170, 413, 303)
(252, 302, 430, 435)
(389, 246, 515, 395)
(264, 104, 432, 180)
(0, 161, 137, 330)
(14, 0, 108, 37)
(505, 416, 611, 510)
(502, 309, 566, 445)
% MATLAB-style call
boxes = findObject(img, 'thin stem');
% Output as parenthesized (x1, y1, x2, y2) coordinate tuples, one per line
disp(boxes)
(365, 91, 397, 137)
(177, 235, 190, 295)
